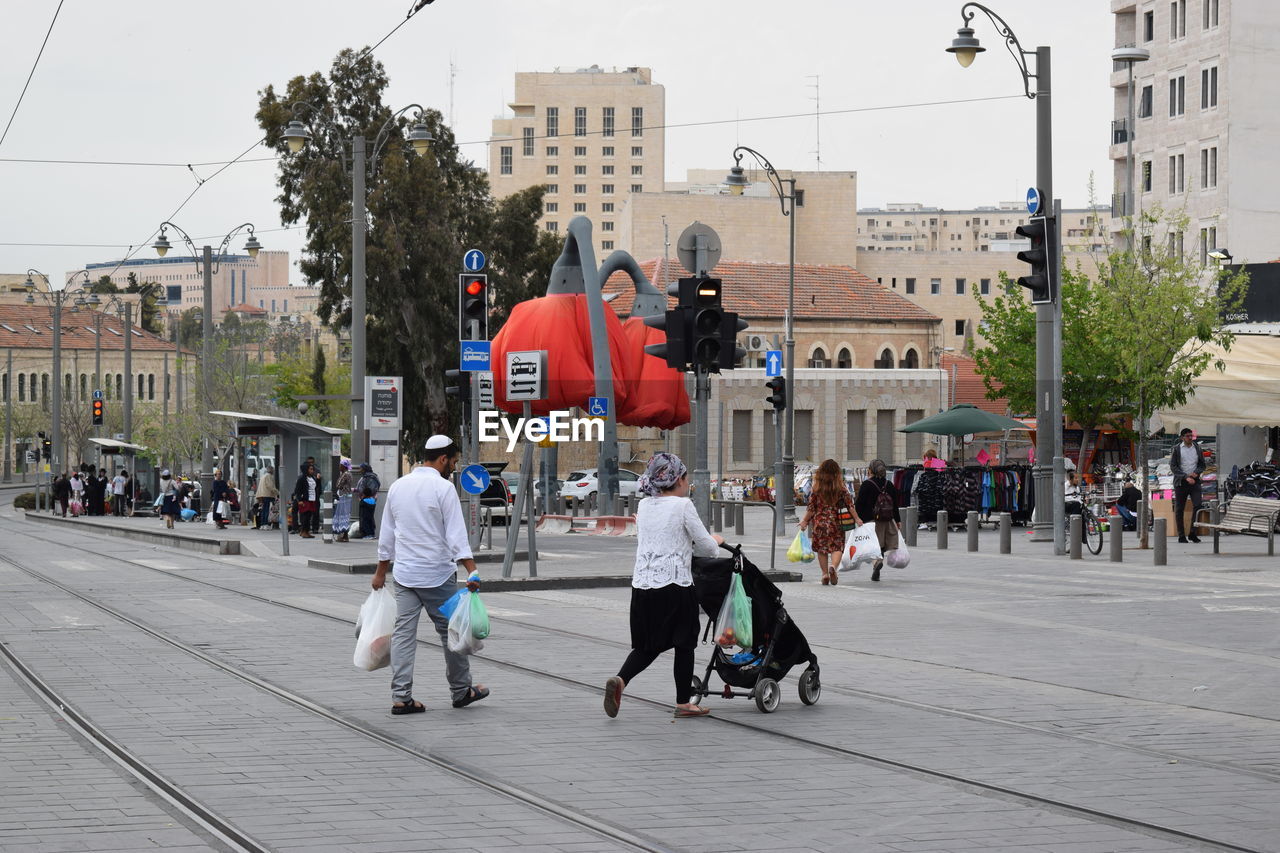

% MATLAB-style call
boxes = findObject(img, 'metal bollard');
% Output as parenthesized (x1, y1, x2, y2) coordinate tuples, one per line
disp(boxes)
(967, 511, 979, 552)
(735, 503, 745, 536)
(1069, 515, 1082, 559)
(713, 502, 723, 532)
(571, 497, 579, 518)
(999, 512, 1011, 554)
(1110, 516, 1123, 562)
(1153, 518, 1167, 565)
(902, 506, 918, 546)
(936, 510, 948, 550)
(1137, 499, 1147, 539)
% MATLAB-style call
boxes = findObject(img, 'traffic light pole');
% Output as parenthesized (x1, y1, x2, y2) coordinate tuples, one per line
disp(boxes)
(691, 244, 712, 526)
(3, 348, 11, 483)
(467, 317, 480, 549)
(1030, 44, 1058, 547)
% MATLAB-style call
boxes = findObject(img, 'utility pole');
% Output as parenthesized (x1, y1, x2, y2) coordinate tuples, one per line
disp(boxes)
(350, 135, 368, 469)
(123, 301, 133, 444)
(3, 348, 11, 483)
(201, 245, 214, 496)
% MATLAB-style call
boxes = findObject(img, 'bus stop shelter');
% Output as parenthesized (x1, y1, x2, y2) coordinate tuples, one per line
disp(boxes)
(209, 411, 348, 490)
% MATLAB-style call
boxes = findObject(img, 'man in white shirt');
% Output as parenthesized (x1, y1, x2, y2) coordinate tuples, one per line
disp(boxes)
(372, 435, 489, 716)
(1169, 428, 1207, 543)
(111, 469, 128, 516)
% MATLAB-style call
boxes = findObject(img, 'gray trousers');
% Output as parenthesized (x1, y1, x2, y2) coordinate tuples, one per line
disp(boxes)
(390, 577, 471, 704)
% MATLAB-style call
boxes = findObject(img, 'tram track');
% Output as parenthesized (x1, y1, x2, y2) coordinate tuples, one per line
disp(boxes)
(2, 525, 1276, 852)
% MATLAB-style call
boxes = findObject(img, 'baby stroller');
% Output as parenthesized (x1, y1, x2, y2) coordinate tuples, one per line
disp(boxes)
(690, 543, 820, 713)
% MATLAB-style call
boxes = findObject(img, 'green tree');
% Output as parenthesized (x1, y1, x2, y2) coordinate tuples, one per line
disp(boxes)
(90, 275, 119, 294)
(256, 48, 550, 447)
(1098, 204, 1248, 545)
(310, 345, 328, 420)
(124, 272, 163, 334)
(177, 307, 203, 349)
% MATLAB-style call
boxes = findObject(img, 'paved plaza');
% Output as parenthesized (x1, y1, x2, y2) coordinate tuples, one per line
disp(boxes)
(2, 492, 1279, 852)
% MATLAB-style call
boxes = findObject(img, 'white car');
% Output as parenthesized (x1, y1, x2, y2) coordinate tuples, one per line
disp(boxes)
(560, 468, 640, 504)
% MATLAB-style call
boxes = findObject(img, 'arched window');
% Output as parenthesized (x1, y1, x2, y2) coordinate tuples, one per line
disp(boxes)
(837, 347, 852, 369)
(30, 373, 37, 402)
(808, 346, 828, 368)
(115, 374, 123, 400)
(65, 373, 73, 401)
(903, 348, 920, 369)
(137, 372, 145, 399)
(17, 374, 24, 402)
(79, 373, 88, 401)
(148, 374, 155, 400)
(875, 348, 894, 369)
(1, 372, 7, 403)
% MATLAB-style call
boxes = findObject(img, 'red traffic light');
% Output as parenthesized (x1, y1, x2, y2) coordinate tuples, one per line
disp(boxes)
(466, 279, 485, 296)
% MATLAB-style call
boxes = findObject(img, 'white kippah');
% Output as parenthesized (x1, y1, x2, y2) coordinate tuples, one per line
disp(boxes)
(425, 434, 453, 450)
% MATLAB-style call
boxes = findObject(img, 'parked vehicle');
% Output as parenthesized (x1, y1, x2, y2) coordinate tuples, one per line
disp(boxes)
(559, 468, 640, 504)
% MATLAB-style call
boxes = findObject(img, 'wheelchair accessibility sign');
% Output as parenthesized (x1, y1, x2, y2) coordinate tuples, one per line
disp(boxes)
(587, 396, 608, 418)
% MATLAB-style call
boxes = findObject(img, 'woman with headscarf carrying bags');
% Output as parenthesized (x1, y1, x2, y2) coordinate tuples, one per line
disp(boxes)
(854, 459, 902, 583)
(603, 452, 724, 719)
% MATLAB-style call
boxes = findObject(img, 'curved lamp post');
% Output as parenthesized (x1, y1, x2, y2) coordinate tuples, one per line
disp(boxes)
(281, 101, 433, 464)
(724, 146, 797, 528)
(24, 270, 97, 479)
(151, 221, 261, 482)
(946, 3, 1063, 553)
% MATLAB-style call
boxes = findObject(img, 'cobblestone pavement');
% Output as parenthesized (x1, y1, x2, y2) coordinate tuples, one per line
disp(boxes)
(2, 498, 1278, 852)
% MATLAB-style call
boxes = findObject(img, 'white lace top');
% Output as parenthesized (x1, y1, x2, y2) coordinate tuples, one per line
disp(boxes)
(632, 495, 720, 589)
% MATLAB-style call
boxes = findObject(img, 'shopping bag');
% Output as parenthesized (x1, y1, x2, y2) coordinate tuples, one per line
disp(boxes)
(884, 543, 911, 569)
(839, 523, 883, 572)
(70, 499, 83, 516)
(786, 531, 815, 563)
(353, 587, 397, 671)
(469, 591, 490, 640)
(714, 573, 753, 648)
(447, 591, 484, 655)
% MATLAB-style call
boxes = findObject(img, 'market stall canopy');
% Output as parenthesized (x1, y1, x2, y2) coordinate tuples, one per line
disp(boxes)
(900, 403, 1031, 437)
(88, 438, 149, 454)
(1155, 334, 1280, 432)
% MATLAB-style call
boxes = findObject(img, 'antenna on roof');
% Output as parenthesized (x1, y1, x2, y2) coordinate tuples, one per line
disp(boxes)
(807, 75, 822, 172)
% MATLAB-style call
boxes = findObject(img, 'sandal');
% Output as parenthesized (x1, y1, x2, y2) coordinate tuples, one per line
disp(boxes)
(604, 676, 624, 718)
(391, 699, 425, 715)
(674, 704, 711, 718)
(451, 685, 490, 708)
(820, 572, 830, 585)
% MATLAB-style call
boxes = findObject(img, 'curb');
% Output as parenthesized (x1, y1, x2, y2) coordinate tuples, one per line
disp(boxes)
(308, 550, 532, 576)
(23, 511, 242, 556)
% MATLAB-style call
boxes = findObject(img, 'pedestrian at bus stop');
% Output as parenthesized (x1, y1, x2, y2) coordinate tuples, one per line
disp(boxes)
(332, 460, 354, 542)
(356, 463, 381, 539)
(371, 435, 489, 715)
(111, 469, 128, 516)
(603, 451, 723, 720)
(293, 463, 320, 538)
(53, 473, 71, 517)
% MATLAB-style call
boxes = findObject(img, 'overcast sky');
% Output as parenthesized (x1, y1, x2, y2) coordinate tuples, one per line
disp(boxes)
(0, 0, 1114, 283)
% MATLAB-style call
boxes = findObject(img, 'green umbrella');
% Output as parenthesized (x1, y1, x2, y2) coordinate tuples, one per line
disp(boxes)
(899, 403, 1031, 437)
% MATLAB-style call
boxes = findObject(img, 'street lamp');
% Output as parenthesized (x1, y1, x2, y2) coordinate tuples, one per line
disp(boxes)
(947, 3, 1063, 552)
(151, 221, 261, 484)
(23, 270, 96, 478)
(281, 102, 433, 465)
(1207, 247, 1233, 262)
(724, 147, 797, 529)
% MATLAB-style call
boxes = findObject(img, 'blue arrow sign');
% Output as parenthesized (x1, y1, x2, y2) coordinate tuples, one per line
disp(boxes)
(92, 389, 103, 400)
(460, 464, 491, 495)
(1026, 187, 1043, 216)
(587, 396, 609, 418)
(765, 350, 782, 377)
(460, 340, 491, 372)
(463, 249, 486, 272)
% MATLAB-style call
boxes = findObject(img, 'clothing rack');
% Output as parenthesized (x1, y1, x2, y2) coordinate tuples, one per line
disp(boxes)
(890, 464, 1035, 526)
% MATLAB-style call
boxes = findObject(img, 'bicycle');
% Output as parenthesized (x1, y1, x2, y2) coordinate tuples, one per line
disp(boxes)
(1065, 501, 1104, 555)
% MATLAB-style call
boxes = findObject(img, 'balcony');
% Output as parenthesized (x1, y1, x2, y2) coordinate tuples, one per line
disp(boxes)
(1111, 118, 1130, 145)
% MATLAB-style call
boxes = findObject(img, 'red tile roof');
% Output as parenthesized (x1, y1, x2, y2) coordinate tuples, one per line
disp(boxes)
(603, 258, 940, 323)
(230, 303, 268, 315)
(0, 304, 185, 353)
(942, 353, 1012, 415)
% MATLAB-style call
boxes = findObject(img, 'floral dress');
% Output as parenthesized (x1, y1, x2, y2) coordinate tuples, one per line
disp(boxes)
(808, 492, 853, 554)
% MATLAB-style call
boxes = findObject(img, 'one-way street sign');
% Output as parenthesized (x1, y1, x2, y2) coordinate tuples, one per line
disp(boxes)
(765, 350, 782, 377)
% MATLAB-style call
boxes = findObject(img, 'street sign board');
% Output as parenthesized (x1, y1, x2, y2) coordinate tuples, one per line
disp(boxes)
(460, 463, 491, 495)
(587, 396, 608, 418)
(460, 340, 492, 372)
(1026, 186, 1043, 216)
(505, 350, 547, 402)
(765, 350, 783, 377)
(364, 376, 402, 430)
(477, 371, 494, 408)
(463, 249, 486, 272)
(92, 389, 103, 400)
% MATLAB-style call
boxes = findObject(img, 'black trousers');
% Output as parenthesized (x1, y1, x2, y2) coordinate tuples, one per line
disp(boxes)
(618, 646, 695, 705)
(359, 499, 375, 538)
(1173, 478, 1203, 536)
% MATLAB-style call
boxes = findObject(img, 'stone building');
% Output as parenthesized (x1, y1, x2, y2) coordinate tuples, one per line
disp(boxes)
(488, 66, 665, 260)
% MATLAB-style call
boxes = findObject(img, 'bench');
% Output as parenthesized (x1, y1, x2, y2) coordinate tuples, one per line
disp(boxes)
(1194, 496, 1280, 556)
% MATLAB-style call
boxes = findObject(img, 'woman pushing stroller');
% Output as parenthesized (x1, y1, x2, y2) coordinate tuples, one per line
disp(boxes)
(604, 452, 723, 719)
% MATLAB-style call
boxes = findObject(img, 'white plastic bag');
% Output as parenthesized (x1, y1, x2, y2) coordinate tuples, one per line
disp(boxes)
(885, 543, 911, 569)
(839, 522, 883, 572)
(447, 590, 485, 655)
(353, 587, 397, 671)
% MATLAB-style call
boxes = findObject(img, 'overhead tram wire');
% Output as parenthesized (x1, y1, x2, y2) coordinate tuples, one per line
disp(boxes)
(1, 92, 1026, 170)
(0, 0, 66, 151)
